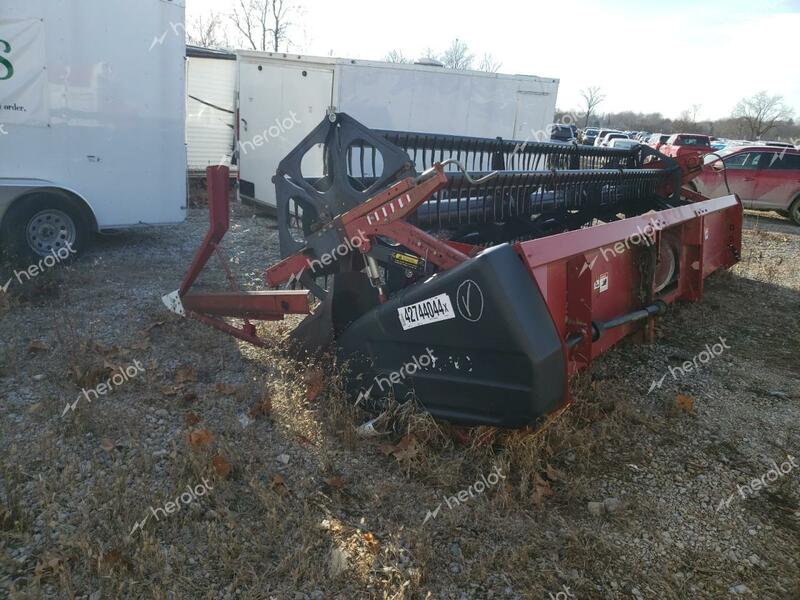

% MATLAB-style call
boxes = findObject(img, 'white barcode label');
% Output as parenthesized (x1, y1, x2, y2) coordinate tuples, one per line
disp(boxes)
(398, 294, 456, 330)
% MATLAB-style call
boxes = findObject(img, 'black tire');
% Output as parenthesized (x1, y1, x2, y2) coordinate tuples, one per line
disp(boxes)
(0, 193, 90, 263)
(790, 197, 800, 226)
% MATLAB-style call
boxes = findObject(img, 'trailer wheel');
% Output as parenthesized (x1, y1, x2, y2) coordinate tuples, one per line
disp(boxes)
(1, 193, 90, 263)
(789, 197, 800, 226)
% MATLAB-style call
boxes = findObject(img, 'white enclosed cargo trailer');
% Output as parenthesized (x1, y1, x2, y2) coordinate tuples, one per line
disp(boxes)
(0, 0, 186, 260)
(235, 52, 559, 210)
(186, 45, 237, 175)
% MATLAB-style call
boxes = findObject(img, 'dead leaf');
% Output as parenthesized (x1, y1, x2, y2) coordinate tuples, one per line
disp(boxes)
(532, 471, 554, 506)
(100, 438, 116, 452)
(362, 532, 380, 554)
(379, 443, 396, 456)
(188, 429, 215, 449)
(450, 428, 472, 445)
(174, 367, 196, 384)
(305, 369, 325, 401)
(72, 364, 108, 389)
(34, 554, 63, 576)
(545, 464, 564, 482)
(98, 548, 122, 567)
(473, 427, 499, 447)
(212, 454, 232, 479)
(89, 342, 119, 356)
(248, 393, 272, 418)
(28, 340, 48, 353)
(215, 382, 238, 396)
(325, 476, 347, 490)
(675, 394, 695, 414)
(270, 473, 289, 496)
(184, 412, 201, 427)
(390, 435, 420, 461)
(103, 359, 123, 373)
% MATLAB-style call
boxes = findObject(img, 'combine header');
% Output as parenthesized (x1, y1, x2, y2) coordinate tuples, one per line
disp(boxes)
(167, 113, 741, 428)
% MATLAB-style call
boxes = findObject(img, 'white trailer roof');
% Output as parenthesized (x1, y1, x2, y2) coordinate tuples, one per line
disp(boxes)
(236, 50, 559, 85)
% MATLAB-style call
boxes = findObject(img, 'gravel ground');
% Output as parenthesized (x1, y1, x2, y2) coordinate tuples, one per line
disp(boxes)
(0, 202, 798, 599)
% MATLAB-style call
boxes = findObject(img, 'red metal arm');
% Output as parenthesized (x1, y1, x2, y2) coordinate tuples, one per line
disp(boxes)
(266, 165, 469, 287)
(173, 166, 312, 346)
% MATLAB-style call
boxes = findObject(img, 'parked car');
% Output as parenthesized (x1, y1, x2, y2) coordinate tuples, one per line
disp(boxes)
(582, 127, 600, 145)
(759, 141, 795, 149)
(647, 133, 670, 152)
(598, 132, 629, 147)
(608, 138, 641, 150)
(727, 140, 754, 147)
(548, 124, 577, 143)
(660, 133, 713, 158)
(593, 129, 622, 147)
(710, 139, 729, 152)
(694, 147, 800, 224)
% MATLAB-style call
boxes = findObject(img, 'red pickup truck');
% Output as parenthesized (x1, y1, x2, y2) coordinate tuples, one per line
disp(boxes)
(693, 146, 800, 224)
(660, 133, 713, 158)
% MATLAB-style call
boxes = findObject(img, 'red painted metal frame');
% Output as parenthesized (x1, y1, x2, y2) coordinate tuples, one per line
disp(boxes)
(265, 166, 465, 287)
(515, 194, 742, 375)
(179, 164, 742, 377)
(177, 166, 312, 346)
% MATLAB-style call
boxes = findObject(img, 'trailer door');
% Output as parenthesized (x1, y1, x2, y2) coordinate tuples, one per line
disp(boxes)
(513, 89, 555, 141)
(237, 60, 333, 210)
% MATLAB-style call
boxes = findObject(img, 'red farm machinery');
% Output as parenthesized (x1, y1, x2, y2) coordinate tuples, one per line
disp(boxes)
(166, 113, 742, 428)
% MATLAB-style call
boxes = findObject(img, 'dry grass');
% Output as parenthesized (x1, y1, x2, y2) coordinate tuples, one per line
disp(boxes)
(2, 212, 799, 599)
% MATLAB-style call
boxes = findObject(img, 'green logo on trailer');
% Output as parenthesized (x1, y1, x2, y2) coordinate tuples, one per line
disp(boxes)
(0, 39, 13, 80)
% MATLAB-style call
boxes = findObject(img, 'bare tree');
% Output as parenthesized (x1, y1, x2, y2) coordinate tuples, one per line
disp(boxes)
(478, 52, 501, 73)
(733, 91, 793, 139)
(187, 11, 228, 49)
(549, 107, 800, 141)
(385, 49, 410, 63)
(440, 39, 473, 70)
(579, 86, 605, 128)
(420, 47, 438, 61)
(230, 0, 262, 51)
(674, 103, 703, 131)
(268, 0, 293, 52)
(229, 0, 299, 52)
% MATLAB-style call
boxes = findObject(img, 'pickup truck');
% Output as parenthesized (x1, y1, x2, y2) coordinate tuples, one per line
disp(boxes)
(660, 133, 713, 158)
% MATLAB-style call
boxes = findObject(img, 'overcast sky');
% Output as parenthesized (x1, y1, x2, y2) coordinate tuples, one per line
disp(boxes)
(187, 0, 800, 121)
